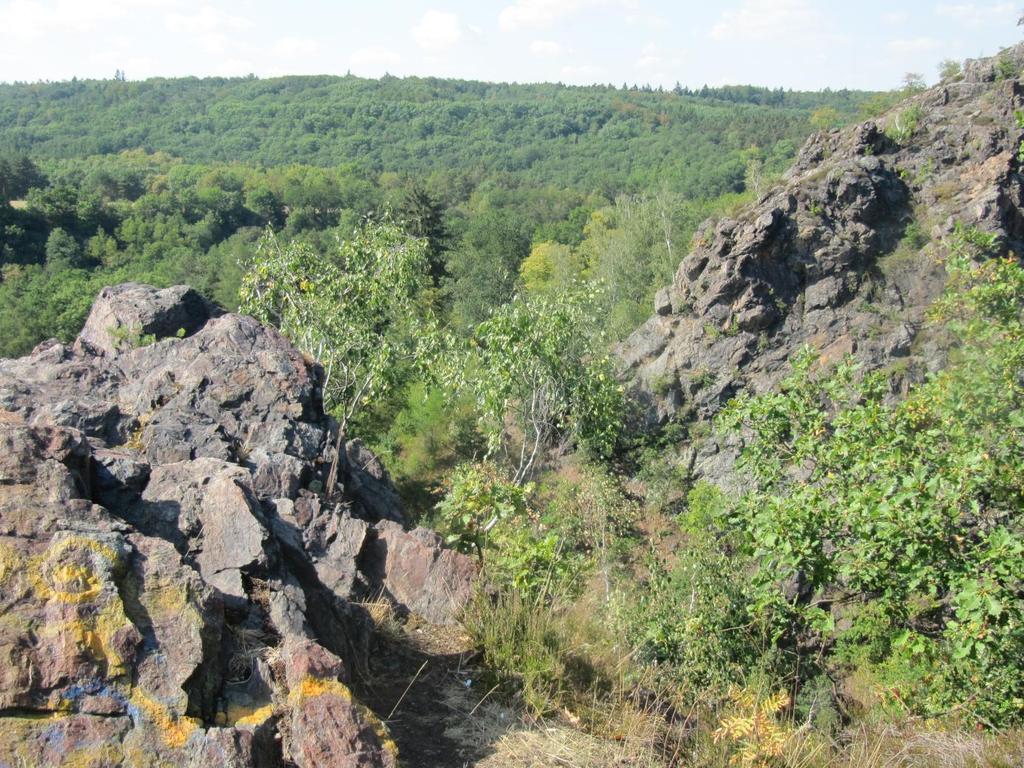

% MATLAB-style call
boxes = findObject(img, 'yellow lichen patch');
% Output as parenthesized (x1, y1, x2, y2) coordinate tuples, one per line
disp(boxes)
(233, 704, 275, 728)
(286, 677, 398, 757)
(287, 676, 355, 704)
(40, 594, 136, 678)
(30, 537, 121, 605)
(129, 689, 202, 750)
(49, 562, 103, 603)
(144, 581, 190, 615)
(0, 539, 21, 586)
(54, 743, 125, 768)
(120, 742, 180, 768)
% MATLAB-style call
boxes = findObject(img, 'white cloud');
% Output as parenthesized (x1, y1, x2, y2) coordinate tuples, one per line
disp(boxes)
(412, 9, 463, 53)
(501, 0, 581, 30)
(633, 43, 683, 84)
(882, 11, 909, 24)
(709, 0, 824, 42)
(499, 0, 636, 31)
(888, 37, 943, 55)
(529, 39, 565, 57)
(164, 4, 250, 35)
(215, 57, 256, 77)
(936, 2, 1015, 24)
(559, 63, 604, 82)
(272, 36, 320, 58)
(350, 46, 401, 75)
(164, 4, 251, 56)
(626, 11, 668, 27)
(635, 41, 662, 69)
(0, 0, 180, 42)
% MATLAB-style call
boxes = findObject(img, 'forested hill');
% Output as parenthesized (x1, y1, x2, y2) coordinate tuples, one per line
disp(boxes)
(0, 75, 873, 198)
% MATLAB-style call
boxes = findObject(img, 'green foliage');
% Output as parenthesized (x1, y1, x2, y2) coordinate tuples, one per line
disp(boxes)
(681, 481, 728, 536)
(885, 104, 923, 145)
(0, 154, 45, 202)
(715, 228, 1024, 726)
(579, 193, 699, 340)
(939, 59, 963, 81)
(44, 227, 85, 269)
(533, 465, 640, 594)
(397, 184, 450, 286)
(626, 543, 766, 694)
(519, 241, 583, 295)
(433, 462, 529, 557)
(444, 286, 626, 482)
(444, 210, 531, 332)
(857, 90, 906, 119)
(463, 588, 623, 719)
(901, 73, 927, 94)
(374, 383, 483, 514)
(0, 76, 870, 201)
(239, 219, 431, 430)
(488, 524, 589, 601)
(996, 54, 1019, 81)
(809, 106, 842, 131)
(106, 323, 157, 350)
(0, 74, 864, 357)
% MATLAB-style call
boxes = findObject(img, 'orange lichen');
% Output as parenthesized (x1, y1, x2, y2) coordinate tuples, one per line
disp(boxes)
(287, 676, 354, 704)
(130, 689, 201, 750)
(233, 704, 275, 728)
(286, 676, 398, 757)
(29, 536, 120, 605)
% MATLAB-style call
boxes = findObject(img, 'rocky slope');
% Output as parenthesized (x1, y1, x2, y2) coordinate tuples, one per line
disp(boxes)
(0, 283, 476, 767)
(623, 45, 1024, 486)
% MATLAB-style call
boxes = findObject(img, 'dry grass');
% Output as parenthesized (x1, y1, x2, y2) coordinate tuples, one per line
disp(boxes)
(755, 724, 1024, 768)
(225, 624, 276, 682)
(477, 725, 668, 768)
(462, 586, 692, 766)
(354, 593, 405, 642)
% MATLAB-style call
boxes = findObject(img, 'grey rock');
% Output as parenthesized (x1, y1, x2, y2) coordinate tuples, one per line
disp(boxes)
(654, 287, 673, 316)
(0, 282, 476, 763)
(620, 43, 1024, 490)
(75, 282, 218, 356)
(366, 521, 479, 625)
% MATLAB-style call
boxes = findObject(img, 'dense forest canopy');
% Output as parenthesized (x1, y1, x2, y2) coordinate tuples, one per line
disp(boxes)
(0, 75, 872, 197)
(0, 74, 878, 360)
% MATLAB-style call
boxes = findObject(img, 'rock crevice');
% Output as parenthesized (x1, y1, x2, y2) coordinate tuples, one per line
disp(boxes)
(621, 45, 1024, 488)
(0, 283, 476, 767)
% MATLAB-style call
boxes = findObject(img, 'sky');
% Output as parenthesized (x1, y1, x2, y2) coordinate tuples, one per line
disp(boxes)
(0, 1, 1020, 90)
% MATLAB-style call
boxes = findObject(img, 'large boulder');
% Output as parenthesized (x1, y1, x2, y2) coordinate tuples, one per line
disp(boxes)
(75, 283, 219, 356)
(0, 283, 477, 765)
(622, 43, 1024, 488)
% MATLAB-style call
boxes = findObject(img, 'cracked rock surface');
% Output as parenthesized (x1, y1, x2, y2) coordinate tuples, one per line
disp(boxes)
(621, 45, 1024, 489)
(0, 282, 476, 767)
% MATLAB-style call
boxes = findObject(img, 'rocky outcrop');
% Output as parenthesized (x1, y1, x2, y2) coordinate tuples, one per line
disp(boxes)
(0, 283, 476, 766)
(622, 45, 1024, 488)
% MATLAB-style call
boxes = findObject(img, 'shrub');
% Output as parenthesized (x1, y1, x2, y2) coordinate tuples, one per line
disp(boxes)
(433, 462, 528, 557)
(885, 104, 923, 145)
(939, 58, 962, 81)
(626, 543, 768, 695)
(716, 228, 1024, 726)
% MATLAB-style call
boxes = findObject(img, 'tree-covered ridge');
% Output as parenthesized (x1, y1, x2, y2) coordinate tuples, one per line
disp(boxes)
(0, 75, 872, 198)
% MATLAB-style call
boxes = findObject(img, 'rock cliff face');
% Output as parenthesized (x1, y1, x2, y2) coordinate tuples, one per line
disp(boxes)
(623, 45, 1024, 487)
(0, 283, 476, 766)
